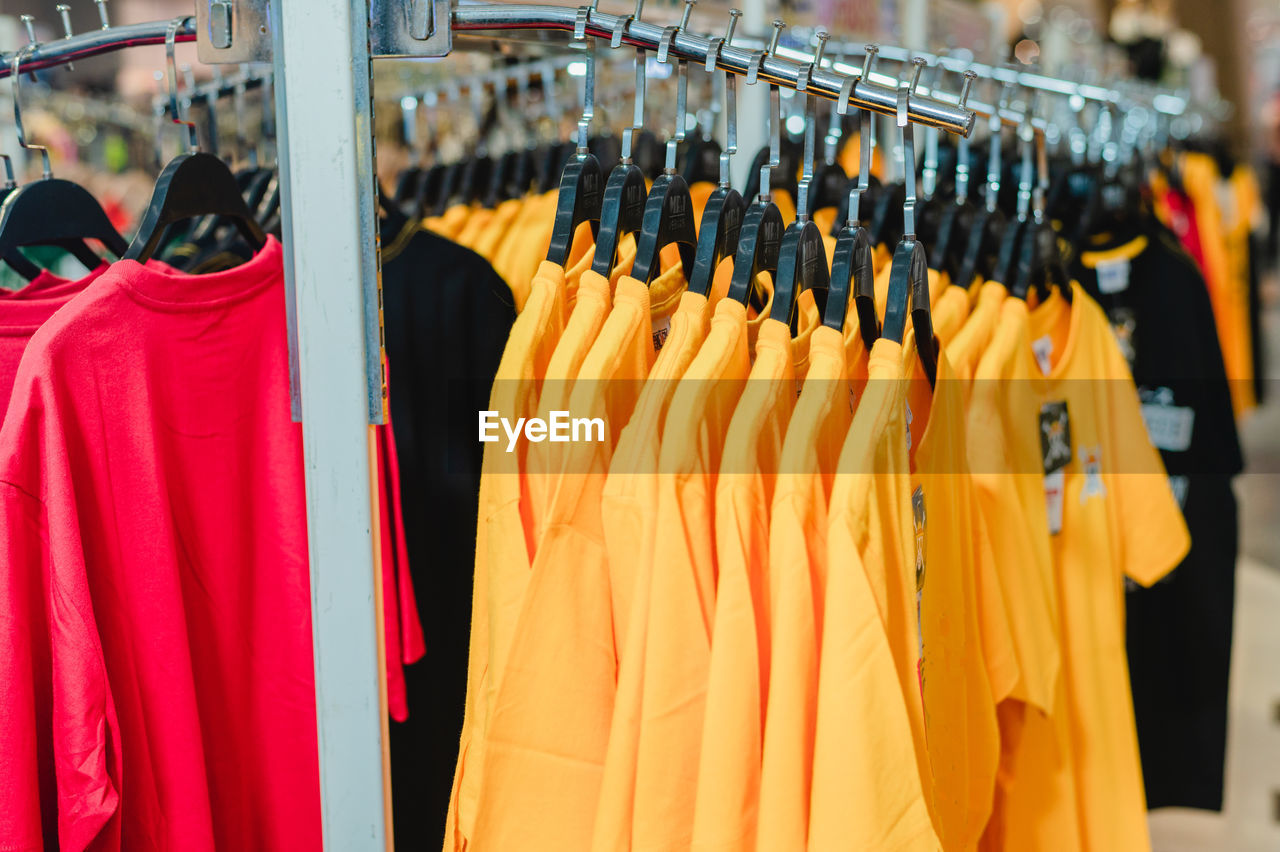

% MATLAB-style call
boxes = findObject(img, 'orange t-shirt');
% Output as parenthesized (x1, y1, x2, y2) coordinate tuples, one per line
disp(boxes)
(592, 282, 719, 852)
(755, 323, 860, 850)
(630, 298, 752, 850)
(903, 342, 1001, 851)
(1001, 286, 1190, 852)
(444, 259, 566, 851)
(468, 276, 656, 850)
(691, 317, 797, 851)
(813, 336, 939, 850)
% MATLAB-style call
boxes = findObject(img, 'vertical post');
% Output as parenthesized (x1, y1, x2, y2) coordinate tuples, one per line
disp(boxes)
(269, 0, 391, 850)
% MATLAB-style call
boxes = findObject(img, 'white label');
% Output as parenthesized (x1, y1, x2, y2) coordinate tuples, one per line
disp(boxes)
(1095, 256, 1131, 294)
(1044, 468, 1065, 535)
(905, 400, 914, 452)
(1168, 474, 1190, 508)
(651, 314, 672, 352)
(1032, 335, 1054, 376)
(1141, 402, 1195, 452)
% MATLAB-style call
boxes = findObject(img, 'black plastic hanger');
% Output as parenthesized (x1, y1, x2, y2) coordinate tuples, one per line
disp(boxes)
(545, 35, 603, 266)
(590, 161, 646, 276)
(590, 24, 653, 278)
(825, 46, 881, 343)
(124, 22, 265, 264)
(726, 24, 789, 311)
(0, 47, 127, 276)
(688, 12, 746, 298)
(631, 10, 701, 285)
(1003, 111, 1039, 298)
(882, 60, 937, 387)
(126, 151, 268, 263)
(772, 33, 834, 326)
(932, 81, 979, 283)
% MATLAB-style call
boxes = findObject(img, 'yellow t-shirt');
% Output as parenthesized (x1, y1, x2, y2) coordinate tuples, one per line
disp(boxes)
(691, 317, 797, 851)
(425, 201, 473, 240)
(593, 288, 715, 852)
(1002, 286, 1190, 852)
(903, 341, 1001, 851)
(931, 281, 970, 344)
(966, 294, 1064, 852)
(813, 336, 939, 851)
(472, 197, 524, 262)
(754, 324, 854, 851)
(468, 275, 655, 851)
(948, 282, 1006, 384)
(1180, 153, 1253, 416)
(630, 298, 752, 850)
(455, 205, 495, 249)
(445, 259, 566, 852)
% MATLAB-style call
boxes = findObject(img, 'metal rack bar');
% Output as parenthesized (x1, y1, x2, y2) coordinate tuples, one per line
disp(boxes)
(450, 3, 976, 135)
(0, 16, 196, 76)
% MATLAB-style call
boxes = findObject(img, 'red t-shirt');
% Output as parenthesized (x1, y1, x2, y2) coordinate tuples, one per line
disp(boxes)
(0, 266, 109, 412)
(0, 238, 323, 851)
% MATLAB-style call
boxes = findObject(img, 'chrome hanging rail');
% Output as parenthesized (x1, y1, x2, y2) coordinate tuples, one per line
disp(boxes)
(450, 3, 975, 135)
(0, 4, 974, 135)
(0, 16, 197, 77)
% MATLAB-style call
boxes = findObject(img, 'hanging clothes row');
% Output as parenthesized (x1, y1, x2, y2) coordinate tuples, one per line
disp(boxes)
(403, 13, 1250, 852)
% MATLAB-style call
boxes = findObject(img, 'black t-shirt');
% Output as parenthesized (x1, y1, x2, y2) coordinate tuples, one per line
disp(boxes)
(1072, 218, 1243, 811)
(380, 207, 516, 847)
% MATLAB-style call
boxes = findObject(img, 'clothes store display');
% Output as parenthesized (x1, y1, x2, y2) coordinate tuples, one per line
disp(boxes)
(0, 6, 1258, 852)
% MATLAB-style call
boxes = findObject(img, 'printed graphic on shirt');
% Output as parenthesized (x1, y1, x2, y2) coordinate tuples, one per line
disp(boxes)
(1138, 386, 1195, 453)
(1039, 401, 1073, 474)
(912, 485, 926, 670)
(1108, 307, 1138, 367)
(652, 315, 671, 352)
(1078, 444, 1107, 503)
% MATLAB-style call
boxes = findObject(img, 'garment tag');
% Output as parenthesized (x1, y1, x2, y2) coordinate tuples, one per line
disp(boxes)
(1044, 468, 1065, 535)
(1108, 307, 1138, 367)
(912, 486, 926, 663)
(1039, 401, 1073, 474)
(1095, 256, 1131, 294)
(1139, 387, 1194, 452)
(1031, 335, 1054, 376)
(651, 315, 672, 352)
(905, 400, 914, 452)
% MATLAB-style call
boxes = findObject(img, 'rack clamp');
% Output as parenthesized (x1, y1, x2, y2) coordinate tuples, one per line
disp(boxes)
(195, 0, 272, 63)
(371, 0, 453, 58)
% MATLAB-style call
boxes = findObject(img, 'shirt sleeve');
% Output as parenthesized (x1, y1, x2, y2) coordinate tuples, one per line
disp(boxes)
(1104, 339, 1192, 587)
(0, 481, 121, 852)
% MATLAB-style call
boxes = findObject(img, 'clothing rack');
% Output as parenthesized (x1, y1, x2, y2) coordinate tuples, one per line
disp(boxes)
(0, 3, 1208, 849)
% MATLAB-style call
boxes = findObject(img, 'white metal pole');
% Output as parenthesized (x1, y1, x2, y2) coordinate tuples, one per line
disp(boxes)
(269, 0, 391, 849)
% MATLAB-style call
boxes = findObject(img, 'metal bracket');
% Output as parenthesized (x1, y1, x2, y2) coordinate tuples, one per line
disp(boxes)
(371, 0, 452, 58)
(195, 0, 272, 64)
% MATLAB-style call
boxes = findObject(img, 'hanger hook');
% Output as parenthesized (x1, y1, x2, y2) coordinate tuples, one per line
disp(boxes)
(954, 69, 977, 204)
(899, 57, 926, 240)
(10, 45, 52, 180)
(755, 19, 784, 203)
(164, 17, 199, 154)
(795, 30, 827, 221)
(662, 0, 695, 172)
(706, 8, 740, 188)
(840, 43, 877, 226)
